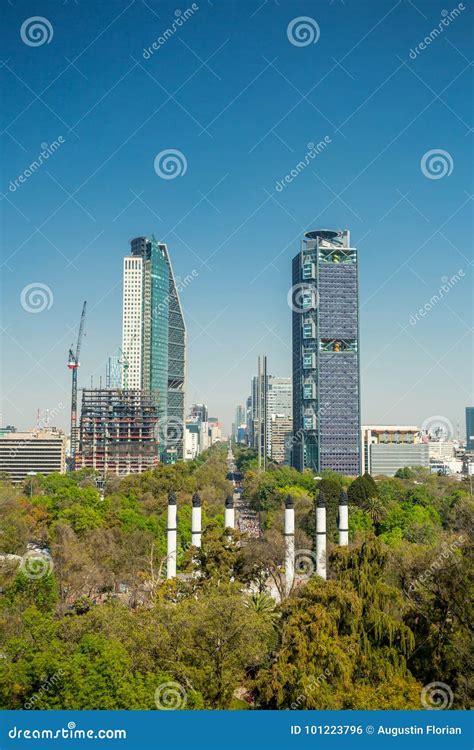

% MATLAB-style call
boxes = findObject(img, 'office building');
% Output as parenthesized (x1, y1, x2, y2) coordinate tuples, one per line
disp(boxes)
(292, 229, 361, 475)
(208, 417, 222, 444)
(466, 407, 474, 451)
(77, 389, 160, 475)
(190, 404, 208, 423)
(0, 428, 66, 482)
(184, 421, 200, 460)
(266, 376, 292, 456)
(234, 405, 246, 440)
(122, 236, 186, 460)
(428, 441, 456, 461)
(250, 355, 268, 468)
(270, 414, 293, 464)
(362, 425, 429, 476)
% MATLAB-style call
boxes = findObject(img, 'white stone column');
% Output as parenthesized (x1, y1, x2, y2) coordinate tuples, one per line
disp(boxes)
(167, 491, 177, 579)
(191, 492, 202, 548)
(338, 490, 349, 546)
(316, 493, 327, 580)
(224, 495, 234, 530)
(284, 495, 295, 594)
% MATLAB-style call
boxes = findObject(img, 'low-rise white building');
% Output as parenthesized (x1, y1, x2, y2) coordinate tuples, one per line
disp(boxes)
(362, 425, 429, 476)
(0, 428, 67, 482)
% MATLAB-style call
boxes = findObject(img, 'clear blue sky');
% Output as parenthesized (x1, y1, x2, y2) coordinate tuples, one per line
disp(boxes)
(1, 0, 472, 437)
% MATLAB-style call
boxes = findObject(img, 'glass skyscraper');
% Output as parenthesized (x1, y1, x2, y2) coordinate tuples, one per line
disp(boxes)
(122, 236, 186, 461)
(292, 229, 361, 475)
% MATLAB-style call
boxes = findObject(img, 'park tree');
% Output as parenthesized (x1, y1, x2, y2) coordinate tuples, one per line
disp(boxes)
(255, 539, 421, 709)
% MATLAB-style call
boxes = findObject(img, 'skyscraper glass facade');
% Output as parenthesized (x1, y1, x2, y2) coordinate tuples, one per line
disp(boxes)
(292, 229, 361, 475)
(122, 236, 185, 461)
(162, 244, 186, 461)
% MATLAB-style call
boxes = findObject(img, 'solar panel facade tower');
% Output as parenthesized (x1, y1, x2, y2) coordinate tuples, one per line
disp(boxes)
(292, 230, 361, 475)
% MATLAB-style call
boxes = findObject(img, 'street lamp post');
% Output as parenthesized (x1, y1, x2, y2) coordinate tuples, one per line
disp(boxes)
(26, 471, 37, 498)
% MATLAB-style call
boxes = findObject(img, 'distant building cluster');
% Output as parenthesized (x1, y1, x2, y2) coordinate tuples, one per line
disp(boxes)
(2, 227, 472, 483)
(232, 358, 293, 467)
(184, 404, 222, 461)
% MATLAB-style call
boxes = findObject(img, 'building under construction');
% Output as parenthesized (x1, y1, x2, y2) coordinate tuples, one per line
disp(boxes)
(77, 389, 160, 475)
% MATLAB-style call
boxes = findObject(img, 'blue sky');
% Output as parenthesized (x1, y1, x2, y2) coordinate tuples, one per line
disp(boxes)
(1, 0, 472, 436)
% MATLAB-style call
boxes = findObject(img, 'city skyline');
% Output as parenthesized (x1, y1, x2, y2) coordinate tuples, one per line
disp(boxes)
(2, 0, 472, 438)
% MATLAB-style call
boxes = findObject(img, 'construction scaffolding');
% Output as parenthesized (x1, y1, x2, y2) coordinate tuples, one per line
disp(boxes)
(77, 389, 160, 476)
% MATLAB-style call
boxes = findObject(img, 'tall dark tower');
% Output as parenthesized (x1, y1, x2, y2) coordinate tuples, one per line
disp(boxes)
(292, 229, 361, 475)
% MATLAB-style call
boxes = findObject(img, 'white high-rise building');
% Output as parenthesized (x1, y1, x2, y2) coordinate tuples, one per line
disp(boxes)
(122, 255, 143, 389)
(119, 236, 186, 462)
(267, 376, 292, 457)
(185, 422, 200, 460)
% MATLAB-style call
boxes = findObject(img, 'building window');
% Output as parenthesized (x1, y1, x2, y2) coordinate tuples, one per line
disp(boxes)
(303, 322, 314, 339)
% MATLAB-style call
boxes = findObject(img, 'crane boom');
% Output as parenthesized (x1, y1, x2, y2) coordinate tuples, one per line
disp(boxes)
(68, 301, 87, 471)
(75, 301, 86, 363)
